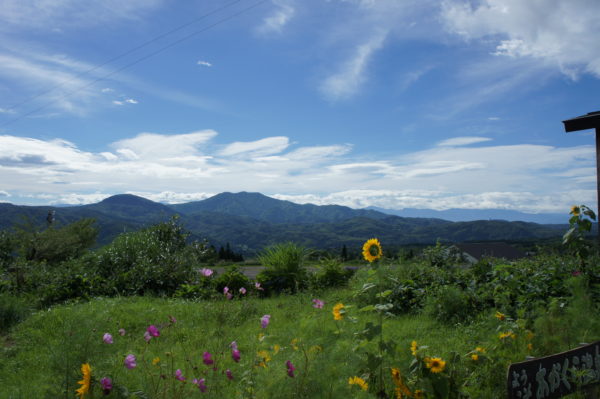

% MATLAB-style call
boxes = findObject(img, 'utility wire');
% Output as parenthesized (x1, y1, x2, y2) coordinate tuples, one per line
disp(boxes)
(0, 0, 268, 128)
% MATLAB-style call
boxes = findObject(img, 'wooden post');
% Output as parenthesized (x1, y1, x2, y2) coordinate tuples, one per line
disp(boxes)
(597, 128, 600, 246)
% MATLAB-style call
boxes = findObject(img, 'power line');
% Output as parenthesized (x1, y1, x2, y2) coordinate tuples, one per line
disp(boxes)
(0, 0, 268, 127)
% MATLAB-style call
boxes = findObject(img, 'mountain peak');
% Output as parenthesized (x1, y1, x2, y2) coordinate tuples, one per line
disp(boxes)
(99, 194, 157, 206)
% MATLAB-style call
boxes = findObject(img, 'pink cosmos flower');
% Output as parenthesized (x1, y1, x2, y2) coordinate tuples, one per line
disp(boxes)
(193, 378, 207, 392)
(203, 351, 214, 365)
(103, 333, 113, 344)
(100, 377, 112, 393)
(223, 286, 229, 294)
(200, 268, 214, 277)
(124, 354, 137, 369)
(260, 314, 271, 329)
(143, 331, 152, 342)
(226, 292, 233, 300)
(312, 299, 324, 309)
(226, 369, 234, 380)
(286, 360, 296, 378)
(230, 341, 238, 351)
(147, 325, 160, 337)
(232, 349, 241, 362)
(239, 287, 247, 295)
(174, 369, 186, 382)
(255, 282, 264, 291)
(118, 328, 126, 336)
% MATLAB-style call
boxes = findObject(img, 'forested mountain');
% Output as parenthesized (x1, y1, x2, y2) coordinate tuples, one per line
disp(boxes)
(0, 192, 566, 252)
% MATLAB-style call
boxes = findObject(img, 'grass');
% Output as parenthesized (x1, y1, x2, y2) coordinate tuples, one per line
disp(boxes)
(0, 289, 513, 399)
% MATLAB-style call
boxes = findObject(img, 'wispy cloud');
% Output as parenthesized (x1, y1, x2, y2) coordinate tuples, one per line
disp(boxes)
(197, 60, 212, 67)
(257, 0, 295, 35)
(1, 131, 595, 212)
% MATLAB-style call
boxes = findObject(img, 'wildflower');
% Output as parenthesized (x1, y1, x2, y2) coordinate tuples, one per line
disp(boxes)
(124, 354, 137, 369)
(273, 344, 281, 355)
(258, 332, 265, 342)
(232, 349, 241, 362)
(410, 340, 418, 356)
(499, 331, 516, 340)
(169, 315, 177, 324)
(239, 287, 247, 295)
(333, 303, 345, 320)
(193, 378, 207, 392)
(348, 376, 369, 391)
(571, 205, 581, 216)
(75, 363, 91, 398)
(231, 341, 238, 351)
(103, 333, 113, 344)
(118, 328, 126, 336)
(391, 368, 411, 397)
(226, 369, 234, 380)
(200, 268, 213, 277)
(425, 357, 446, 373)
(100, 377, 112, 394)
(291, 338, 299, 350)
(223, 286, 229, 295)
(312, 299, 324, 309)
(471, 353, 479, 361)
(147, 325, 160, 337)
(152, 357, 161, 365)
(143, 331, 152, 342)
(261, 314, 271, 329)
(257, 350, 271, 368)
(475, 347, 486, 353)
(175, 369, 186, 382)
(255, 282, 264, 290)
(362, 238, 383, 263)
(203, 351, 214, 366)
(495, 311, 506, 321)
(286, 360, 296, 377)
(226, 292, 233, 300)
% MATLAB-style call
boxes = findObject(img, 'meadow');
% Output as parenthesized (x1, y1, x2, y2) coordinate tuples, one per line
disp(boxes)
(1, 210, 600, 398)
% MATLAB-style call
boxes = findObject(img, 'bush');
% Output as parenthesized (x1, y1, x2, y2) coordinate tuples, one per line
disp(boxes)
(424, 285, 477, 324)
(0, 293, 31, 332)
(214, 267, 251, 296)
(312, 257, 354, 288)
(256, 242, 308, 294)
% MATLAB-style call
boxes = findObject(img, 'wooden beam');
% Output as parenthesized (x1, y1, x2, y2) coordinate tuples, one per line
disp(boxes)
(563, 111, 600, 132)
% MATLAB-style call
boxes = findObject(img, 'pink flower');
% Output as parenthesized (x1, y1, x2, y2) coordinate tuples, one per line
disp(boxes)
(223, 286, 229, 294)
(124, 354, 137, 369)
(147, 325, 160, 337)
(226, 292, 233, 300)
(174, 369, 186, 382)
(118, 328, 126, 336)
(100, 377, 112, 393)
(169, 315, 177, 324)
(286, 360, 296, 378)
(255, 282, 264, 291)
(260, 314, 271, 329)
(200, 268, 214, 277)
(572, 270, 582, 276)
(232, 349, 241, 362)
(143, 331, 152, 342)
(312, 299, 324, 309)
(203, 351, 214, 365)
(230, 341, 238, 351)
(239, 287, 247, 295)
(103, 333, 113, 344)
(226, 369, 234, 380)
(193, 378, 207, 392)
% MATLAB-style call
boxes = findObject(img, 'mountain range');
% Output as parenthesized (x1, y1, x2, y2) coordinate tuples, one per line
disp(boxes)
(0, 192, 568, 254)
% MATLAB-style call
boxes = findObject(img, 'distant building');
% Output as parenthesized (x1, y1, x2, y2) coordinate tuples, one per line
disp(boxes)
(453, 242, 526, 263)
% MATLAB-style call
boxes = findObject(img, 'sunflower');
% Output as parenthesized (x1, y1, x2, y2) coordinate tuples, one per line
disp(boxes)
(571, 205, 581, 216)
(410, 340, 418, 356)
(471, 353, 479, 361)
(332, 302, 345, 321)
(348, 376, 369, 391)
(362, 238, 383, 263)
(495, 311, 506, 321)
(391, 368, 412, 398)
(75, 363, 91, 398)
(425, 357, 446, 373)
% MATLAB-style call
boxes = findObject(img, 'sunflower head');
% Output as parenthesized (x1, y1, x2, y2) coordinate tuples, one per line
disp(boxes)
(425, 357, 446, 373)
(362, 238, 383, 263)
(76, 363, 92, 398)
(571, 205, 581, 216)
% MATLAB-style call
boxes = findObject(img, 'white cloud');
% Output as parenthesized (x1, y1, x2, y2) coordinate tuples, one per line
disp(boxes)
(125, 98, 138, 104)
(197, 60, 212, 67)
(437, 136, 492, 147)
(257, 0, 295, 34)
(0, 131, 595, 212)
(112, 100, 124, 105)
(441, 0, 600, 78)
(101, 88, 114, 93)
(320, 31, 387, 100)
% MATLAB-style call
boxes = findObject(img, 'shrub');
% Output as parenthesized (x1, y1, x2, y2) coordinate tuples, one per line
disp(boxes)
(424, 285, 477, 324)
(312, 257, 354, 288)
(0, 293, 31, 332)
(214, 267, 251, 296)
(256, 242, 308, 294)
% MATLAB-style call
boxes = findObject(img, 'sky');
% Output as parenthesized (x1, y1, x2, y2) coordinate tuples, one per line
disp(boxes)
(1, 0, 600, 214)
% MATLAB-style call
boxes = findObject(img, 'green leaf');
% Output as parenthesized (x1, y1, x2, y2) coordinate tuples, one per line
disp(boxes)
(374, 303, 394, 312)
(376, 289, 392, 298)
(359, 305, 376, 312)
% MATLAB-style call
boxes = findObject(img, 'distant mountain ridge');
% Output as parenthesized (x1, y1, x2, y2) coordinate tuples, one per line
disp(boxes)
(0, 192, 567, 252)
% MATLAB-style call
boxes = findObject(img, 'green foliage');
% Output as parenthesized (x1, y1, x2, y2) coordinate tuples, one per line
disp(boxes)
(15, 218, 97, 264)
(0, 230, 15, 270)
(312, 257, 354, 288)
(214, 266, 251, 296)
(424, 285, 477, 324)
(563, 204, 597, 266)
(257, 242, 308, 294)
(421, 240, 463, 268)
(92, 217, 196, 296)
(0, 292, 31, 332)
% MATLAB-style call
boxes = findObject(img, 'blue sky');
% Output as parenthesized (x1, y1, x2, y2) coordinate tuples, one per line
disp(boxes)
(1, 0, 599, 213)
